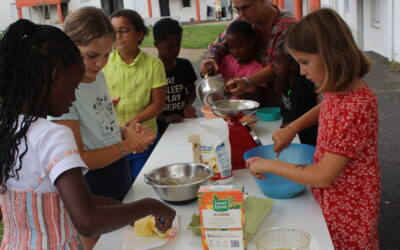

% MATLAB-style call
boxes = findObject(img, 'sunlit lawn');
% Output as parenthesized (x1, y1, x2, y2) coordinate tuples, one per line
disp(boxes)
(141, 24, 227, 49)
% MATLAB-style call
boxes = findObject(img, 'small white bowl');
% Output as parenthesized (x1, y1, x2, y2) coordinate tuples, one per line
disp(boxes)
(255, 227, 311, 250)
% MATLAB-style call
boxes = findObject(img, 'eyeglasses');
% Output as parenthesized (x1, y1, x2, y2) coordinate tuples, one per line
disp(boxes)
(114, 28, 131, 37)
(233, 0, 257, 14)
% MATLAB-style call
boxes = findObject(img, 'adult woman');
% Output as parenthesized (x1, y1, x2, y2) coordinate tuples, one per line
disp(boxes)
(200, 0, 296, 107)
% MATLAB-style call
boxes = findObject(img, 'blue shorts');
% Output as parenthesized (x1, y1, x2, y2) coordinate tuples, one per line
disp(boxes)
(127, 134, 161, 179)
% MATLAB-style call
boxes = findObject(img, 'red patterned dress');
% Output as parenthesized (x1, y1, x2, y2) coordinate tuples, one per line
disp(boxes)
(313, 86, 380, 250)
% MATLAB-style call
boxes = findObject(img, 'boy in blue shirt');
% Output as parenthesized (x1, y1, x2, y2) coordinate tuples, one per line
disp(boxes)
(153, 18, 198, 135)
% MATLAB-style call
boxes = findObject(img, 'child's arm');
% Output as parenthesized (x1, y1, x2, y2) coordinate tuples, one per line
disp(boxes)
(55, 168, 176, 237)
(183, 81, 198, 118)
(53, 120, 155, 170)
(225, 66, 275, 96)
(124, 86, 166, 126)
(246, 151, 348, 188)
(272, 104, 321, 154)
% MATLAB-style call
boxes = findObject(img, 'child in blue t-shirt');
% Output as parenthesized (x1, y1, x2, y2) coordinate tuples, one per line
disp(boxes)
(153, 18, 198, 135)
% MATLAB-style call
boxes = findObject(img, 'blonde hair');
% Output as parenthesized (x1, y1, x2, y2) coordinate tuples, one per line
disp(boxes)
(285, 8, 371, 93)
(63, 7, 115, 46)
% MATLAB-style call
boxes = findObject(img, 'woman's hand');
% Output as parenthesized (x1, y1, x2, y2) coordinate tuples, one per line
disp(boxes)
(225, 77, 247, 96)
(200, 59, 218, 76)
(152, 201, 176, 233)
(183, 105, 197, 118)
(272, 126, 297, 155)
(245, 157, 268, 180)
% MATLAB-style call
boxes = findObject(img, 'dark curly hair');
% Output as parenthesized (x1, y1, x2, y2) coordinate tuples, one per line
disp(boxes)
(227, 19, 255, 38)
(153, 18, 182, 42)
(0, 19, 82, 192)
(110, 9, 148, 44)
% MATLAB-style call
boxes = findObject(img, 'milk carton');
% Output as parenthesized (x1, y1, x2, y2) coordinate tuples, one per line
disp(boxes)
(197, 184, 246, 250)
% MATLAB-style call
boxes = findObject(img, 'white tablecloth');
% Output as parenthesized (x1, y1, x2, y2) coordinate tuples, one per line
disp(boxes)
(95, 119, 334, 250)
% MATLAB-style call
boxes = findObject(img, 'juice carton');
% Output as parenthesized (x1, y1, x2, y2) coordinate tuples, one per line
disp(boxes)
(197, 184, 246, 250)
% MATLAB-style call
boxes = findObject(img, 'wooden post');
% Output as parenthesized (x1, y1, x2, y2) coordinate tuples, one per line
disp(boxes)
(56, 3, 63, 24)
(17, 7, 23, 19)
(294, 0, 303, 20)
(147, 0, 153, 17)
(278, 0, 285, 9)
(195, 0, 201, 21)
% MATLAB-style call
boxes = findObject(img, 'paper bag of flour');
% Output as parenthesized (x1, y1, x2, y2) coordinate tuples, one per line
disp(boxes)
(188, 118, 233, 184)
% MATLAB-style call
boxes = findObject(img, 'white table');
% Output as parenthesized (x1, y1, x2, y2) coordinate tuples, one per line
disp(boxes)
(95, 119, 334, 250)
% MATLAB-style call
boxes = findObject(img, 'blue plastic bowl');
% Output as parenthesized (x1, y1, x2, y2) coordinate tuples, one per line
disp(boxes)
(256, 107, 281, 121)
(244, 143, 316, 199)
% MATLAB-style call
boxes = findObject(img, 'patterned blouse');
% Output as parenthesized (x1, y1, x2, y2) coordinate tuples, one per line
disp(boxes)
(313, 86, 380, 249)
(205, 5, 296, 106)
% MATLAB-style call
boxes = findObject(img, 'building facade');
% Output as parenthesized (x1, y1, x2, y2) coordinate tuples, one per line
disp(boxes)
(1, 0, 399, 62)
(320, 0, 400, 62)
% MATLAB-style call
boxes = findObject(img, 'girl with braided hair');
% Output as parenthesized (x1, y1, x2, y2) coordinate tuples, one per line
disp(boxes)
(0, 19, 175, 249)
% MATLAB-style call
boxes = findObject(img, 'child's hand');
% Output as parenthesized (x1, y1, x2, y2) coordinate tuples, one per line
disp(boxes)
(272, 126, 296, 155)
(246, 157, 268, 180)
(183, 106, 197, 118)
(153, 201, 176, 233)
(124, 123, 156, 153)
(165, 114, 184, 124)
(112, 97, 121, 108)
(225, 78, 247, 96)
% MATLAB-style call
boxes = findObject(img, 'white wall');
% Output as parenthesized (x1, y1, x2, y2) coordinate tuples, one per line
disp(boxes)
(335, 0, 363, 48)
(69, 0, 102, 9)
(363, 0, 391, 59)
(0, 1, 16, 30)
(393, 0, 400, 61)
(132, 0, 231, 22)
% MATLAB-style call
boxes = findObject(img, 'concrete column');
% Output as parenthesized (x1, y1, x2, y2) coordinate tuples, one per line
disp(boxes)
(195, 0, 201, 21)
(294, 0, 303, 20)
(310, 0, 321, 12)
(278, 0, 285, 9)
(56, 3, 63, 24)
(147, 0, 153, 18)
(17, 7, 23, 19)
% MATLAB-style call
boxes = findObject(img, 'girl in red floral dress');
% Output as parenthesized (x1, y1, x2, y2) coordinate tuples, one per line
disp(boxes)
(246, 8, 380, 250)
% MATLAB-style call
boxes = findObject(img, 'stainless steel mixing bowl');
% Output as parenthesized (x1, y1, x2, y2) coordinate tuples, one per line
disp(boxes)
(144, 163, 214, 205)
(210, 99, 260, 117)
(196, 76, 229, 106)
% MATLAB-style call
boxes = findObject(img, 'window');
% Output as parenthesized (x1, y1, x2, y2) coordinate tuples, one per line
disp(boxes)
(371, 0, 380, 29)
(183, 0, 191, 8)
(44, 5, 50, 20)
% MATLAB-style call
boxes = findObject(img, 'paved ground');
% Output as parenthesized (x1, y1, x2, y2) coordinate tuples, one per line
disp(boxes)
(364, 52, 400, 250)
(143, 47, 400, 249)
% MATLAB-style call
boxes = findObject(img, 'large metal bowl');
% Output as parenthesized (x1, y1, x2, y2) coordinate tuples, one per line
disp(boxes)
(210, 99, 260, 117)
(144, 163, 214, 205)
(196, 76, 229, 106)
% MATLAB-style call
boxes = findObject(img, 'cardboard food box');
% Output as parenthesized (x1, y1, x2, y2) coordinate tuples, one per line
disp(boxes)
(198, 184, 246, 250)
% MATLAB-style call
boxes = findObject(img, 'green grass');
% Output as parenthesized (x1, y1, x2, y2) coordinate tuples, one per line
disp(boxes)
(141, 24, 227, 49)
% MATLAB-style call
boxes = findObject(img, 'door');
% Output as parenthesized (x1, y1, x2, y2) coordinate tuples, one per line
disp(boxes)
(159, 0, 170, 16)
(101, 0, 124, 16)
